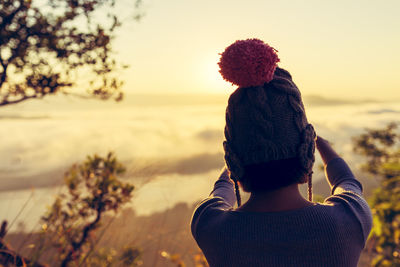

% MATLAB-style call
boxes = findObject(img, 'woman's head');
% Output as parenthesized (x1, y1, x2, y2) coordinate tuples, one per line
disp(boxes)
(219, 39, 316, 204)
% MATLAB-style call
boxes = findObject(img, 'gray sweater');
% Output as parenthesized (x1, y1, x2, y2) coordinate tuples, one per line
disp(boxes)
(191, 158, 372, 267)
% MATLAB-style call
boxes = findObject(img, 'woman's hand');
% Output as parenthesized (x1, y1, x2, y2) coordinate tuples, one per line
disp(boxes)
(315, 136, 340, 166)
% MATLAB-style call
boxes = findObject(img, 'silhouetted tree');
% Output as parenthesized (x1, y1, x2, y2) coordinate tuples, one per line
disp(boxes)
(44, 153, 134, 266)
(0, 0, 142, 106)
(353, 122, 400, 266)
(21, 153, 135, 267)
(0, 153, 137, 267)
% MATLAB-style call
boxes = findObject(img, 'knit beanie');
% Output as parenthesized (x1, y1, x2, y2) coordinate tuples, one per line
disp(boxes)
(218, 39, 316, 204)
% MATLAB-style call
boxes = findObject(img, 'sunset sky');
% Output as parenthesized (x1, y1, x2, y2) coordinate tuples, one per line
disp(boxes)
(112, 0, 400, 100)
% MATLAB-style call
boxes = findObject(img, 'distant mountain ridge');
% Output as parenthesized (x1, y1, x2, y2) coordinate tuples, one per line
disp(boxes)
(1, 92, 395, 111)
(122, 93, 389, 107)
(302, 95, 380, 106)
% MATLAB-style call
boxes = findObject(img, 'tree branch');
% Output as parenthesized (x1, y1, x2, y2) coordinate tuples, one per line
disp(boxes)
(0, 55, 8, 89)
(61, 200, 104, 267)
(0, 94, 37, 106)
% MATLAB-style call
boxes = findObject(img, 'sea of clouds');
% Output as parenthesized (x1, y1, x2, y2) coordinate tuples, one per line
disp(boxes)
(1, 94, 399, 231)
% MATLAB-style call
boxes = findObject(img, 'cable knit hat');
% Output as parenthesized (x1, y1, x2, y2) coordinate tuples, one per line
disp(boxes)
(219, 39, 316, 203)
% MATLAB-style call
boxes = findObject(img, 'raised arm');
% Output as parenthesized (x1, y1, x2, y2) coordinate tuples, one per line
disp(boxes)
(316, 136, 362, 194)
(316, 136, 340, 166)
(316, 136, 372, 244)
(191, 167, 236, 240)
(209, 167, 236, 207)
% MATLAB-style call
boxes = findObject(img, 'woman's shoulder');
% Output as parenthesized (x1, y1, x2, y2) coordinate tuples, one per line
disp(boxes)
(190, 196, 235, 240)
(192, 194, 371, 241)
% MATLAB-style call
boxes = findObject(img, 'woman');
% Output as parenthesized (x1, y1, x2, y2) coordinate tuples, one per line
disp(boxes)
(191, 39, 372, 267)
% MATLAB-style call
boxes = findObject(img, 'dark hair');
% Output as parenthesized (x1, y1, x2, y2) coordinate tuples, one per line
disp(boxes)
(239, 157, 307, 193)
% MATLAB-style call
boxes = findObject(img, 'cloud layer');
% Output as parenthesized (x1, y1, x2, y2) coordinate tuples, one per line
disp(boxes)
(1, 94, 399, 193)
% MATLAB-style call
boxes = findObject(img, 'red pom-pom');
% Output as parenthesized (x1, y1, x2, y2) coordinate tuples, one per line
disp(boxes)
(218, 39, 280, 88)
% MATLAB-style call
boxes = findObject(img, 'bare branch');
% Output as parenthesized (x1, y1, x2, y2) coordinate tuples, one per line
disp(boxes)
(0, 56, 8, 89)
(0, 94, 37, 106)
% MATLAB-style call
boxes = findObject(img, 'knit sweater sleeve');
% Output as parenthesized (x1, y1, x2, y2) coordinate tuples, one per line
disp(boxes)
(191, 168, 236, 240)
(323, 157, 373, 244)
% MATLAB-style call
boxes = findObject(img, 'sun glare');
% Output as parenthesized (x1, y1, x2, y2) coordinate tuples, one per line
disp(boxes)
(200, 54, 234, 94)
